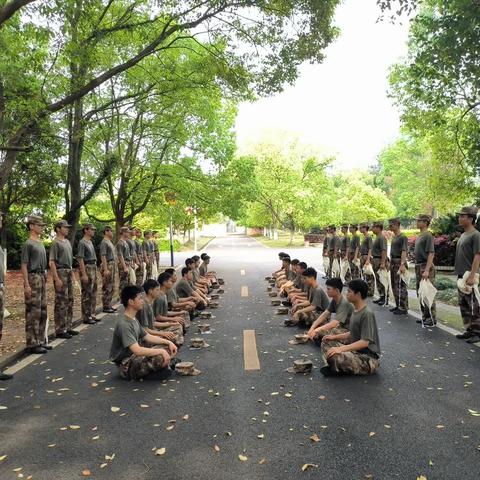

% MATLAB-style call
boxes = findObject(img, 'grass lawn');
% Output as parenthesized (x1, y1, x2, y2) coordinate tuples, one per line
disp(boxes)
(179, 236, 215, 252)
(408, 296, 463, 331)
(250, 233, 306, 248)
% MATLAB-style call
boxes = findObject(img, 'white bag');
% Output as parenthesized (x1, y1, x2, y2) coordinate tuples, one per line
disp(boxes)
(128, 266, 136, 284)
(331, 258, 341, 278)
(418, 279, 438, 327)
(340, 258, 350, 283)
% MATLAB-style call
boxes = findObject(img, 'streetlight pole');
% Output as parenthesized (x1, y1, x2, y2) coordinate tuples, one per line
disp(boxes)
(169, 206, 174, 267)
(193, 205, 198, 252)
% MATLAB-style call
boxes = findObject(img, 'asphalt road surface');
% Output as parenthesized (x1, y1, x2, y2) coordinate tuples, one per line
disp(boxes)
(1, 235, 479, 480)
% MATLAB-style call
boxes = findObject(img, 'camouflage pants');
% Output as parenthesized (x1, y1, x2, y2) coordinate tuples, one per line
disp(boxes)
(349, 256, 361, 280)
(321, 340, 379, 375)
(25, 273, 48, 348)
(81, 265, 97, 322)
(0, 286, 4, 342)
(118, 348, 168, 380)
(155, 323, 184, 346)
(458, 288, 480, 335)
(146, 260, 153, 280)
(102, 262, 116, 309)
(118, 266, 129, 297)
(360, 256, 375, 296)
(341, 255, 352, 283)
(314, 326, 349, 347)
(296, 309, 319, 328)
(390, 260, 409, 310)
(372, 258, 389, 299)
(327, 252, 339, 278)
(54, 269, 74, 334)
(415, 265, 436, 322)
(136, 262, 145, 288)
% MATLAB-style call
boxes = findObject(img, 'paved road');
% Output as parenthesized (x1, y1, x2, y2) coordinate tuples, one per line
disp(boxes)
(1, 235, 479, 480)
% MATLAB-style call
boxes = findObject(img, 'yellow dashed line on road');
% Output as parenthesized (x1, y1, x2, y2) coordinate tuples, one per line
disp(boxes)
(243, 330, 260, 371)
(241, 286, 249, 297)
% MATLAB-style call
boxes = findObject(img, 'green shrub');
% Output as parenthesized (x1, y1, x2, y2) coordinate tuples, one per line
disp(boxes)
(436, 276, 457, 291)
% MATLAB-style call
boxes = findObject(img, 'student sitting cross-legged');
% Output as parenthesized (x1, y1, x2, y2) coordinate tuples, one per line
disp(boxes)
(320, 279, 381, 377)
(307, 277, 353, 345)
(137, 279, 182, 345)
(286, 267, 329, 328)
(110, 285, 177, 381)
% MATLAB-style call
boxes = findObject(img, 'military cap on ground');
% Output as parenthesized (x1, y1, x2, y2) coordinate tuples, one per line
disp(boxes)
(456, 206, 478, 217)
(415, 214, 432, 223)
(372, 221, 384, 228)
(26, 215, 46, 226)
(54, 219, 71, 229)
(82, 223, 97, 230)
(388, 217, 401, 225)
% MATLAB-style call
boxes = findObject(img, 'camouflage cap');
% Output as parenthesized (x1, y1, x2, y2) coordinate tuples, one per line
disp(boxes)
(120, 226, 130, 234)
(359, 222, 370, 229)
(456, 206, 478, 217)
(54, 219, 71, 229)
(341, 224, 349, 229)
(82, 223, 97, 230)
(328, 224, 336, 229)
(372, 221, 384, 228)
(349, 224, 359, 229)
(415, 214, 432, 223)
(103, 225, 113, 233)
(26, 215, 46, 226)
(388, 217, 401, 225)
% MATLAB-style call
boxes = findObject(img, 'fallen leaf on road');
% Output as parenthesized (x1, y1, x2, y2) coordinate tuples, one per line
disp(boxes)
(81, 469, 91, 476)
(428, 460, 434, 467)
(100, 463, 108, 469)
(166, 425, 175, 431)
(238, 454, 248, 461)
(310, 434, 320, 442)
(302, 463, 318, 471)
(92, 436, 100, 441)
(213, 445, 220, 452)
(0, 455, 6, 461)
(259, 458, 267, 465)
(140, 404, 149, 408)
(0, 406, 7, 410)
(271, 392, 279, 396)
(155, 448, 166, 456)
(257, 434, 265, 439)
(319, 395, 326, 400)
(182, 415, 189, 421)
(436, 425, 444, 429)
(69, 425, 80, 430)
(416, 476, 427, 480)
(110, 407, 120, 413)
(369, 432, 376, 437)
(468, 409, 480, 417)
(285, 393, 292, 398)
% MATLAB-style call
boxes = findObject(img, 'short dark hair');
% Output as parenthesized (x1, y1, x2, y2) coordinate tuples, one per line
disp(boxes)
(326, 277, 343, 291)
(121, 285, 142, 307)
(298, 262, 307, 269)
(157, 271, 172, 286)
(164, 268, 175, 275)
(185, 258, 195, 266)
(200, 253, 208, 260)
(143, 279, 159, 294)
(291, 259, 299, 265)
(348, 279, 368, 299)
(181, 267, 190, 277)
(302, 267, 317, 279)
(282, 257, 291, 263)
(191, 255, 200, 261)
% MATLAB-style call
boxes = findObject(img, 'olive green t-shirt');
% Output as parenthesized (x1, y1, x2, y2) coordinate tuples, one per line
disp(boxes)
(100, 239, 116, 262)
(199, 263, 208, 276)
(109, 314, 146, 364)
(414, 231, 435, 265)
(49, 238, 73, 268)
(455, 229, 480, 277)
(77, 238, 97, 262)
(350, 234, 361, 254)
(371, 234, 387, 258)
(116, 239, 131, 262)
(348, 306, 381, 357)
(360, 235, 372, 256)
(328, 235, 340, 253)
(136, 301, 155, 330)
(340, 236, 350, 253)
(390, 233, 408, 258)
(21, 239, 47, 272)
(327, 296, 354, 328)
(126, 239, 137, 259)
(176, 278, 194, 298)
(166, 287, 179, 305)
(308, 285, 329, 312)
(153, 292, 169, 318)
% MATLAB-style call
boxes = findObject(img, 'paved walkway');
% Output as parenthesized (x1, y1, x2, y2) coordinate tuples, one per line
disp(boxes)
(0, 235, 479, 479)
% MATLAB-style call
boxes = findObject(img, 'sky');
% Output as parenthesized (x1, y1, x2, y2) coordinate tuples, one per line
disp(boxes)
(234, 0, 411, 171)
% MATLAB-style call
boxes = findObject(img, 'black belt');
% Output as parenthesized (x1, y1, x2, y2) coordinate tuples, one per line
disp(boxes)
(373, 256, 382, 259)
(391, 256, 401, 259)
(85, 261, 97, 265)
(29, 269, 46, 274)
